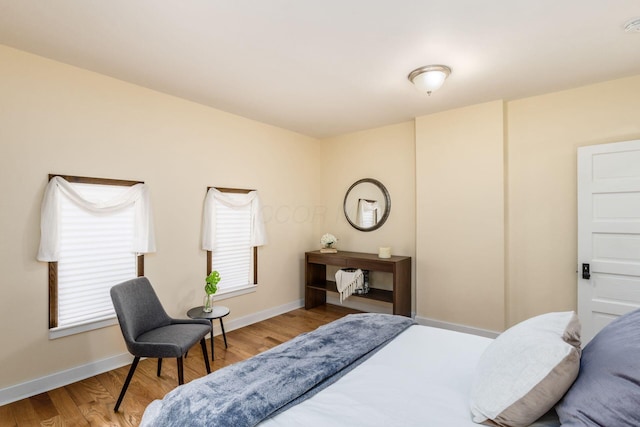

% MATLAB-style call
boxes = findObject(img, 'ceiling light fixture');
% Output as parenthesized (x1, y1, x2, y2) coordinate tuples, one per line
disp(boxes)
(408, 65, 452, 95)
(624, 18, 640, 32)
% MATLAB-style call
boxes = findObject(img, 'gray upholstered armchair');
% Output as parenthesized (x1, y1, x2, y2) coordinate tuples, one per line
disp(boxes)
(110, 277, 211, 412)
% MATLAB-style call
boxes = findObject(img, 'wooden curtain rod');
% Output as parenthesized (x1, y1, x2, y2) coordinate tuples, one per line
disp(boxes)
(48, 174, 143, 186)
(208, 186, 255, 193)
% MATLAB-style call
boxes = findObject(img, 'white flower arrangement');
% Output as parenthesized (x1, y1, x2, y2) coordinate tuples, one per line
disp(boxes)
(320, 233, 338, 248)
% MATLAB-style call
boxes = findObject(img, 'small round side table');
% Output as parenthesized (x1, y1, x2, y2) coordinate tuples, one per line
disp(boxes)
(187, 305, 230, 360)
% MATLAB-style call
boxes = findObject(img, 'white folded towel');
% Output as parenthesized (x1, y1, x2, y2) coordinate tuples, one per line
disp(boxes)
(335, 268, 364, 303)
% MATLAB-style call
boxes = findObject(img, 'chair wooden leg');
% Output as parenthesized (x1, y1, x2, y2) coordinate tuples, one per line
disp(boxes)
(200, 338, 211, 374)
(177, 356, 184, 385)
(157, 358, 162, 377)
(114, 356, 140, 412)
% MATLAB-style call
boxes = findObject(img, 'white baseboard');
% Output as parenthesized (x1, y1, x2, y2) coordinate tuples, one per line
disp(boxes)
(0, 298, 304, 406)
(414, 315, 500, 339)
(0, 352, 134, 406)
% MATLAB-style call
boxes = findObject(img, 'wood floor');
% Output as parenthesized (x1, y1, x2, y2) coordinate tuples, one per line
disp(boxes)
(0, 305, 359, 427)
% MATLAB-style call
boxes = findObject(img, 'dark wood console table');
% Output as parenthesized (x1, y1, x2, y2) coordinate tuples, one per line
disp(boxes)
(305, 250, 411, 317)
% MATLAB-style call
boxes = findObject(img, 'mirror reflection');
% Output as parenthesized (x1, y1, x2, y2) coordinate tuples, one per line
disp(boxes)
(343, 178, 390, 231)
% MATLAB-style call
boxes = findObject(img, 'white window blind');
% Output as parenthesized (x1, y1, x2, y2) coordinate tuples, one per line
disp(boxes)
(359, 200, 376, 227)
(357, 199, 378, 228)
(56, 183, 137, 329)
(210, 194, 253, 290)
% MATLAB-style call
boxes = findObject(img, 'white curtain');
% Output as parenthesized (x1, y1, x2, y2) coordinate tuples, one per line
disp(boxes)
(37, 176, 156, 262)
(202, 188, 267, 251)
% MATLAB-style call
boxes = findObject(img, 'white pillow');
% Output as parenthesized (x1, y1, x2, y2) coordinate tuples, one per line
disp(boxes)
(470, 311, 581, 427)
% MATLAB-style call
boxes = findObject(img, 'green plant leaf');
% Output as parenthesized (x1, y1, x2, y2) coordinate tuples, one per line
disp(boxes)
(205, 270, 221, 294)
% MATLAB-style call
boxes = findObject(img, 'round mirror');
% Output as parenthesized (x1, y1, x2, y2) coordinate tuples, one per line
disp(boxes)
(343, 178, 391, 231)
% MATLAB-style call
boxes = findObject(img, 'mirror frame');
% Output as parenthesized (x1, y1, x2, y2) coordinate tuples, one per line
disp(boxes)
(343, 178, 391, 232)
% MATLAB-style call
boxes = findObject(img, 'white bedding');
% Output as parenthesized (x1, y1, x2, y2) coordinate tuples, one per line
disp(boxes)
(260, 324, 491, 427)
(259, 324, 561, 427)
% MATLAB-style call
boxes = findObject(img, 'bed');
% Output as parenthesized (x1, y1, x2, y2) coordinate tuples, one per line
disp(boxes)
(140, 309, 640, 427)
(258, 324, 546, 427)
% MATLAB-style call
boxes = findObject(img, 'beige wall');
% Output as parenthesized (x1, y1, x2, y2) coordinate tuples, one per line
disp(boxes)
(319, 122, 416, 256)
(0, 45, 321, 389)
(415, 101, 506, 331)
(412, 76, 640, 332)
(506, 75, 640, 325)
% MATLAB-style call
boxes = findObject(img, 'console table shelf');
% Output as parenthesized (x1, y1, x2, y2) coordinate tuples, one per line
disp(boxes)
(305, 250, 411, 317)
(306, 280, 394, 303)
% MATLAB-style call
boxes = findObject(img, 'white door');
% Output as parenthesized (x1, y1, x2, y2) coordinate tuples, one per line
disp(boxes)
(578, 139, 640, 343)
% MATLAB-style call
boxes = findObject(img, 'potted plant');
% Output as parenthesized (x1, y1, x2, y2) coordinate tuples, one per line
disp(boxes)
(203, 270, 220, 312)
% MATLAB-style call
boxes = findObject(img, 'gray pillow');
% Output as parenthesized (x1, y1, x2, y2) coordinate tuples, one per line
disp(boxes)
(556, 308, 640, 426)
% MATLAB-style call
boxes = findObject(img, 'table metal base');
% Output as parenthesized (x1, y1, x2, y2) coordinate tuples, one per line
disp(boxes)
(187, 305, 230, 360)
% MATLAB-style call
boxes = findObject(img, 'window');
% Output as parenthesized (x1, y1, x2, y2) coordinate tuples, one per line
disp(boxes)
(39, 175, 154, 338)
(202, 187, 267, 297)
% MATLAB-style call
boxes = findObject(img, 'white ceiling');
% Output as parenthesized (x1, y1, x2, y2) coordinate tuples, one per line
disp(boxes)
(1, 1, 639, 138)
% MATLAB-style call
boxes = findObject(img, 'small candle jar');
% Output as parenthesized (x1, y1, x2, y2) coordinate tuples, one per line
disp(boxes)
(378, 247, 391, 258)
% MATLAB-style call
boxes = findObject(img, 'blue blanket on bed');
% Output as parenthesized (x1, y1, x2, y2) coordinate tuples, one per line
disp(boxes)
(140, 313, 415, 427)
